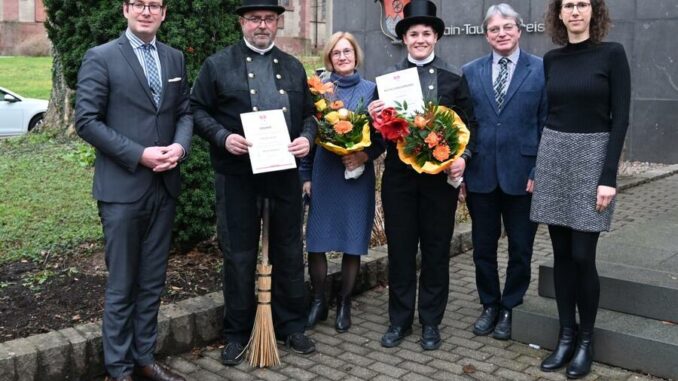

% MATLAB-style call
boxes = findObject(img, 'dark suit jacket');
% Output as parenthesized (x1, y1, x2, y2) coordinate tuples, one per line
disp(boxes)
(462, 51, 546, 195)
(75, 34, 193, 203)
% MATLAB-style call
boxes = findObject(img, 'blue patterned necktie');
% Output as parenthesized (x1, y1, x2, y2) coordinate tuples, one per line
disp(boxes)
(494, 57, 509, 110)
(141, 44, 161, 107)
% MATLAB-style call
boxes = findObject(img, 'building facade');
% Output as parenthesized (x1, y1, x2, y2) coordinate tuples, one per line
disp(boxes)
(0, 0, 48, 55)
(335, 0, 678, 164)
(276, 0, 332, 54)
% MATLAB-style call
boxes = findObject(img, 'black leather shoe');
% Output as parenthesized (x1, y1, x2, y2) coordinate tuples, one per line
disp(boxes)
(221, 342, 245, 366)
(492, 308, 512, 340)
(380, 326, 412, 348)
(335, 297, 351, 333)
(420, 325, 441, 350)
(566, 330, 594, 379)
(285, 332, 316, 354)
(306, 296, 328, 328)
(540, 326, 577, 372)
(473, 306, 499, 336)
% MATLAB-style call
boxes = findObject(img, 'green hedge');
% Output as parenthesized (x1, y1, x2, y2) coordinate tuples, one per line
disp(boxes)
(43, 0, 242, 251)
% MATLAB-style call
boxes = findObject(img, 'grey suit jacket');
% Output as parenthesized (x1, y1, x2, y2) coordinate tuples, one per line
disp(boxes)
(76, 34, 192, 203)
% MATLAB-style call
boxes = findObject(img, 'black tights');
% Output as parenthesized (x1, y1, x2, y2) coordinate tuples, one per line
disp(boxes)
(548, 225, 601, 332)
(308, 252, 360, 300)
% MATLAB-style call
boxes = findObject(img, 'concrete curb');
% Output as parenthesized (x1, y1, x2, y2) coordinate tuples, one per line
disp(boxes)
(0, 224, 472, 381)
(3, 166, 675, 380)
(617, 163, 678, 191)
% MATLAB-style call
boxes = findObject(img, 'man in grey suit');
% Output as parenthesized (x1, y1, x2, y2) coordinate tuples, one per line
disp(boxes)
(75, 1, 191, 380)
(462, 3, 546, 340)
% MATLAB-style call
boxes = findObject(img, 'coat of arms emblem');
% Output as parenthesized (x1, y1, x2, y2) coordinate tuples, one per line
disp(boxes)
(376, 0, 411, 41)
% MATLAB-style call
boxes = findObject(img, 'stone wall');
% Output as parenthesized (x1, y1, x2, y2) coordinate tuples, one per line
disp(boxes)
(276, 0, 331, 54)
(334, 0, 678, 164)
(0, 0, 49, 56)
(0, 21, 48, 56)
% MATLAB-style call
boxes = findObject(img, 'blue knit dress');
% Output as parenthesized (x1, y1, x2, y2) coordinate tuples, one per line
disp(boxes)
(300, 72, 384, 255)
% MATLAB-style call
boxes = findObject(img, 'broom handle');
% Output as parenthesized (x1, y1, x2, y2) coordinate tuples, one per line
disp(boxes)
(261, 198, 270, 266)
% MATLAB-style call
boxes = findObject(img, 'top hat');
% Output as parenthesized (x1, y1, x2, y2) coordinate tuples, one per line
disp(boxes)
(236, 0, 285, 16)
(395, 0, 445, 39)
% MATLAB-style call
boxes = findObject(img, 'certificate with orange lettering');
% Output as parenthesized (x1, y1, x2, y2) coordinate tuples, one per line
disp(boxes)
(241, 109, 297, 174)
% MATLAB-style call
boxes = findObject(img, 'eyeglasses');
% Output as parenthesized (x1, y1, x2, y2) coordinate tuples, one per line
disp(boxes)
(487, 23, 519, 35)
(128, 2, 164, 15)
(330, 49, 354, 59)
(561, 2, 591, 13)
(242, 15, 279, 25)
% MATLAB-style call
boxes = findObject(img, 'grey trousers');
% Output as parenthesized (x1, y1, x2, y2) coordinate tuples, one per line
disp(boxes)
(98, 180, 176, 377)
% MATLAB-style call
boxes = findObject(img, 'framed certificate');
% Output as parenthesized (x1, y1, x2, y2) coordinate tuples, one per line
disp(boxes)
(375, 67, 424, 115)
(240, 109, 297, 174)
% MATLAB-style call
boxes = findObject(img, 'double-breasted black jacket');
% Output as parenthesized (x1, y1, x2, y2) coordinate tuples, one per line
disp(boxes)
(191, 40, 316, 174)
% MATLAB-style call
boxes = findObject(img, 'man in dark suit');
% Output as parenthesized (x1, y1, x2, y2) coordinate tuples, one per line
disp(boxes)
(461, 3, 546, 340)
(191, 0, 316, 366)
(75, 1, 192, 380)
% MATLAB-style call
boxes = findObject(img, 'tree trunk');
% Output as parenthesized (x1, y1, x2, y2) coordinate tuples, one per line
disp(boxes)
(44, 51, 75, 135)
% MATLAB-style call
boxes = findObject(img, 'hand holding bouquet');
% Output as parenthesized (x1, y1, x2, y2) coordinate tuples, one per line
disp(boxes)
(373, 101, 470, 175)
(308, 75, 372, 179)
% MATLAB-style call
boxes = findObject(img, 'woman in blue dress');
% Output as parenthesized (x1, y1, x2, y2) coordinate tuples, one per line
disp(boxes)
(300, 31, 385, 333)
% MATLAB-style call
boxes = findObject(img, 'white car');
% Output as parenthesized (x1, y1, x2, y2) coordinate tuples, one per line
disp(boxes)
(0, 86, 49, 136)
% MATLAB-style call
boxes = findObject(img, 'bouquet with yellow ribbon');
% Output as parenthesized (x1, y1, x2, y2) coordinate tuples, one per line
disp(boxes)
(308, 75, 372, 178)
(374, 101, 469, 175)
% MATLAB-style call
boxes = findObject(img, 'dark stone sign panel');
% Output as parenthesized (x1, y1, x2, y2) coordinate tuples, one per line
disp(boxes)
(334, 0, 678, 164)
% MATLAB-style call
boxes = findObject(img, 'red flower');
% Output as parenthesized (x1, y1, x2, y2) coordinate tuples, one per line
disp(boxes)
(378, 107, 397, 123)
(373, 107, 409, 142)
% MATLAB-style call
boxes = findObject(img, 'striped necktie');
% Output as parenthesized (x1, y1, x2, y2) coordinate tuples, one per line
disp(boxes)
(141, 44, 161, 107)
(494, 57, 509, 110)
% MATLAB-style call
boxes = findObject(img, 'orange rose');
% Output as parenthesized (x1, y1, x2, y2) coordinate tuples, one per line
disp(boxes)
(330, 100, 345, 110)
(414, 115, 430, 129)
(333, 120, 353, 135)
(424, 131, 440, 148)
(432, 144, 451, 162)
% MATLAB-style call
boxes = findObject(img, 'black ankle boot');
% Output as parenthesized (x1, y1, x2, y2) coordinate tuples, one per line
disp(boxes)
(540, 326, 577, 372)
(335, 296, 351, 333)
(306, 296, 328, 329)
(566, 330, 594, 379)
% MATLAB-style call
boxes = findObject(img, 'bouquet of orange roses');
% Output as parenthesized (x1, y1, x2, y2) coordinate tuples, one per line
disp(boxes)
(308, 75, 372, 179)
(373, 101, 470, 176)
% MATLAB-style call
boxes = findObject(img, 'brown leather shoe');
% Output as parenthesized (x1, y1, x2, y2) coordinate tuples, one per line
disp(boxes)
(135, 362, 185, 381)
(105, 375, 133, 381)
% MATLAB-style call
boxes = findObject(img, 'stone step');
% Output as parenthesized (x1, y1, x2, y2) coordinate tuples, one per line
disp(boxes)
(512, 296, 678, 380)
(538, 259, 678, 322)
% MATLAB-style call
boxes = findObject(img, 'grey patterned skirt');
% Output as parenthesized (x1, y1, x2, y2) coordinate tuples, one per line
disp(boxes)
(530, 128, 615, 232)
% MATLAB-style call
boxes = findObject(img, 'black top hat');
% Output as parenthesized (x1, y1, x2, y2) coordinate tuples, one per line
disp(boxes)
(395, 0, 445, 39)
(236, 0, 285, 16)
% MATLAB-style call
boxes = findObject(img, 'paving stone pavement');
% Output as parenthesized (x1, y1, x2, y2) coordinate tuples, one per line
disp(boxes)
(161, 174, 678, 381)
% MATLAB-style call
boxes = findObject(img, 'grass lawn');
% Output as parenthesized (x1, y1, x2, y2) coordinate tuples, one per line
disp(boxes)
(301, 56, 323, 76)
(0, 56, 52, 100)
(0, 133, 101, 265)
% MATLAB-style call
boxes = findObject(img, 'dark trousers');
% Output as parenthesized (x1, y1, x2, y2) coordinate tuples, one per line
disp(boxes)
(382, 167, 459, 328)
(466, 188, 536, 309)
(99, 179, 175, 378)
(217, 169, 305, 345)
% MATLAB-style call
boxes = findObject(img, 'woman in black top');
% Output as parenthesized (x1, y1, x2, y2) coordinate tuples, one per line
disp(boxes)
(531, 0, 630, 378)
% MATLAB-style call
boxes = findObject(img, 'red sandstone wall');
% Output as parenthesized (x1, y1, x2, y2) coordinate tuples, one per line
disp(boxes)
(0, 22, 49, 55)
(0, 0, 49, 55)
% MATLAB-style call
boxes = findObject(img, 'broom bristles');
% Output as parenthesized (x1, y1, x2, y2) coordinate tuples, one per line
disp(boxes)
(247, 263, 280, 367)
